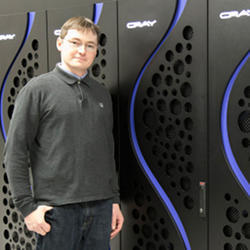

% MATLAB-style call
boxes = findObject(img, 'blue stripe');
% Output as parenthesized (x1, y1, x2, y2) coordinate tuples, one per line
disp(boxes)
(129, 1, 191, 249)
(93, 3, 104, 24)
(221, 51, 250, 197)
(0, 12, 36, 141)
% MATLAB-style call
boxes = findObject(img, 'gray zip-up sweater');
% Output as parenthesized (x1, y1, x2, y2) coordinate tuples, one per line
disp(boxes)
(3, 65, 119, 217)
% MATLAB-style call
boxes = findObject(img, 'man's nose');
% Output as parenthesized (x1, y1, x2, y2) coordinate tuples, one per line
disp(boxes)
(78, 45, 86, 53)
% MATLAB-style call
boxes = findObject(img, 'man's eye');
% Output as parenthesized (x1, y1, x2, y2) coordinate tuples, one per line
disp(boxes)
(87, 44, 94, 48)
(72, 41, 79, 46)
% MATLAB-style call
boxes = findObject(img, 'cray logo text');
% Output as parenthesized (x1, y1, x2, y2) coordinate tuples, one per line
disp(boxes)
(126, 20, 157, 29)
(220, 9, 250, 19)
(0, 34, 16, 41)
(54, 29, 61, 36)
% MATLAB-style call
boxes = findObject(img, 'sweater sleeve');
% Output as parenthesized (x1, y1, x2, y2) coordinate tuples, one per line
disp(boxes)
(3, 83, 40, 217)
(108, 91, 120, 204)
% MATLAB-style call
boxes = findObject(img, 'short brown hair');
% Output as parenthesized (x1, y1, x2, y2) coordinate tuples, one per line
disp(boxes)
(60, 16, 100, 42)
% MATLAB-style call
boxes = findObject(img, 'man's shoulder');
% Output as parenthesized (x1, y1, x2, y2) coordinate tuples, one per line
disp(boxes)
(29, 70, 56, 84)
(87, 76, 109, 93)
(25, 70, 58, 89)
(18, 71, 57, 97)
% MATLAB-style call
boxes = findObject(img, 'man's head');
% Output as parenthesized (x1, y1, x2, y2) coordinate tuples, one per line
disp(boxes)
(57, 16, 100, 76)
(59, 16, 100, 42)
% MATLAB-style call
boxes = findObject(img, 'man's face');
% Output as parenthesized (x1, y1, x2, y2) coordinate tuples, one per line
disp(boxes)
(57, 29, 98, 76)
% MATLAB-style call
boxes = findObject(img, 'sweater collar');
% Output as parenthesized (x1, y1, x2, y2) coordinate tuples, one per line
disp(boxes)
(53, 64, 90, 86)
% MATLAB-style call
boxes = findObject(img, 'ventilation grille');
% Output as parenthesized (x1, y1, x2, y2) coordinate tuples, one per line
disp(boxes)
(5, 39, 40, 121)
(238, 86, 250, 147)
(126, 174, 182, 250)
(91, 33, 109, 86)
(2, 39, 40, 250)
(222, 193, 250, 250)
(135, 25, 195, 211)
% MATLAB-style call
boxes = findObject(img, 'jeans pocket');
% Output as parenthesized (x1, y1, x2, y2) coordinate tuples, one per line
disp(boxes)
(45, 208, 55, 224)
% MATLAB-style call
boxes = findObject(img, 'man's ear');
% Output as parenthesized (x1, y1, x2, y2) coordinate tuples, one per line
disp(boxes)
(56, 37, 63, 52)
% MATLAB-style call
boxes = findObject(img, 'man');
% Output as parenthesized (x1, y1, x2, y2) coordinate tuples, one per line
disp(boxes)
(3, 16, 124, 250)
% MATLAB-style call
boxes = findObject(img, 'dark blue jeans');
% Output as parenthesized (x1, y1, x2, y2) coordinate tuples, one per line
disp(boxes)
(36, 199, 112, 250)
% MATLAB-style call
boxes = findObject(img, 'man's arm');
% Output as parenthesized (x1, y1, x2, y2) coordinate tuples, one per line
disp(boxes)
(110, 203, 124, 239)
(3, 84, 39, 217)
(4, 83, 57, 236)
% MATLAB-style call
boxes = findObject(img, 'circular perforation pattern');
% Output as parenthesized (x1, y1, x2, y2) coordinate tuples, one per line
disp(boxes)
(139, 25, 195, 210)
(238, 111, 250, 133)
(2, 39, 40, 250)
(222, 193, 250, 249)
(131, 181, 176, 250)
(2, 165, 36, 250)
(6, 39, 40, 121)
(237, 86, 250, 148)
(91, 33, 108, 85)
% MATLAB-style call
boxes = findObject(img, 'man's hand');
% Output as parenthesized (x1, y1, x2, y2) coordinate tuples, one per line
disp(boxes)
(24, 205, 53, 236)
(110, 203, 124, 239)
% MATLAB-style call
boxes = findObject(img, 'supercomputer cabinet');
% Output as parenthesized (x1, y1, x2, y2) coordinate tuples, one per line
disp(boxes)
(0, 12, 48, 249)
(209, 1, 250, 250)
(0, 1, 119, 249)
(118, 0, 250, 249)
(0, 0, 250, 249)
